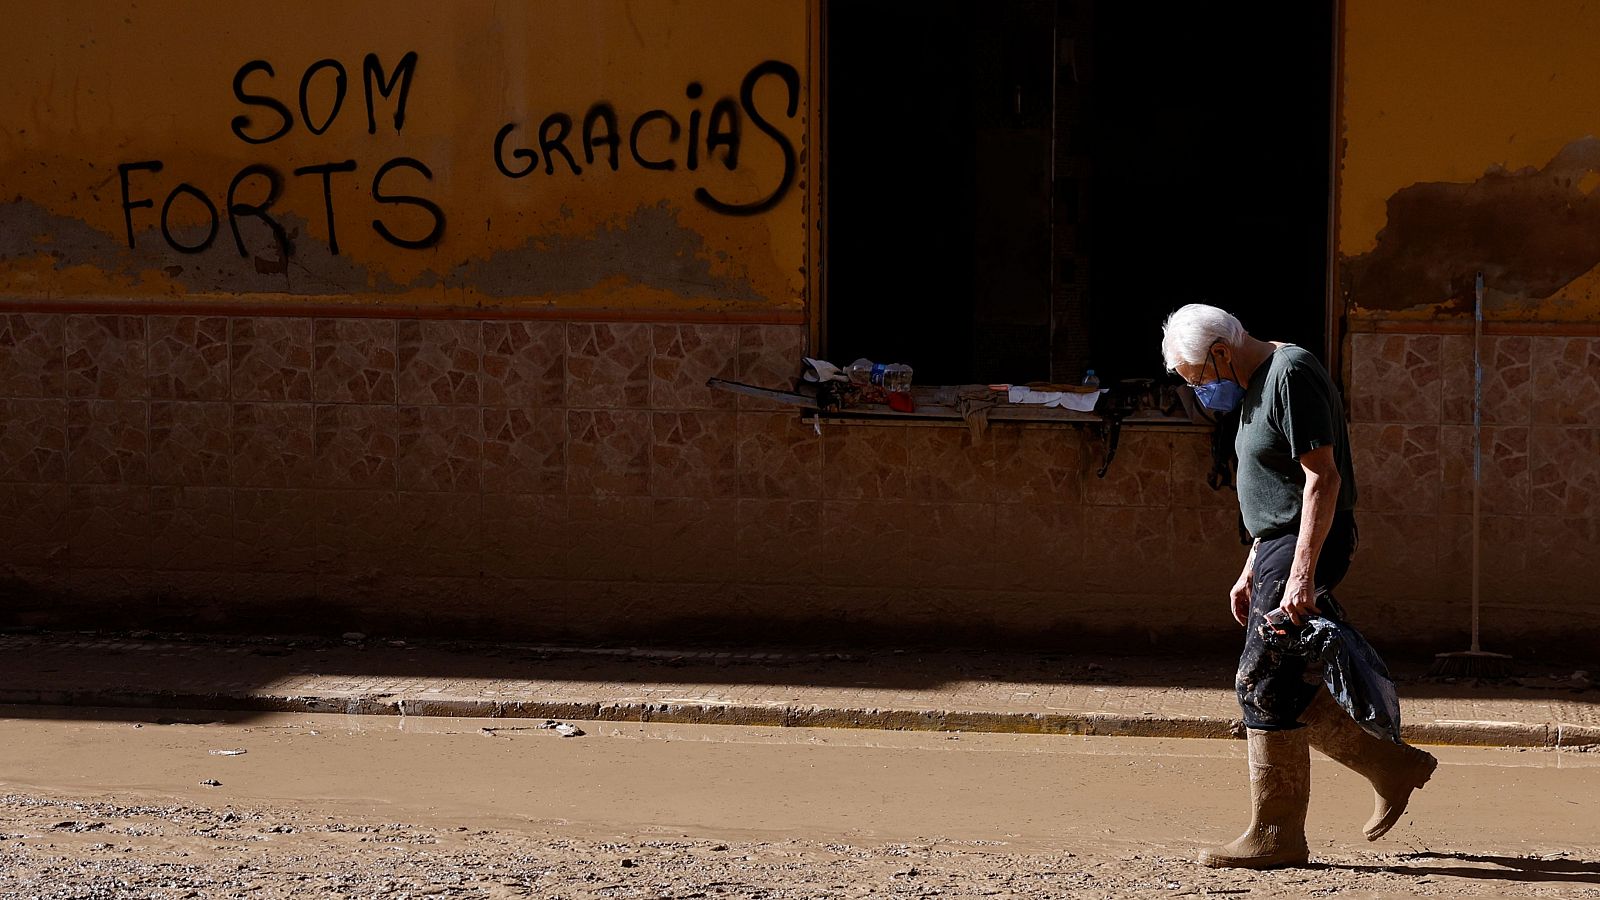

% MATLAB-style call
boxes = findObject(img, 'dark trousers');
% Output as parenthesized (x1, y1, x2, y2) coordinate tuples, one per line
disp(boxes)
(1236, 510, 1359, 730)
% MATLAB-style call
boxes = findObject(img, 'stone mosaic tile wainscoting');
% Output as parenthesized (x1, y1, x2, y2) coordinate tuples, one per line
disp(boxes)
(5, 313, 1594, 654)
(1341, 331, 1600, 655)
(0, 311, 1263, 649)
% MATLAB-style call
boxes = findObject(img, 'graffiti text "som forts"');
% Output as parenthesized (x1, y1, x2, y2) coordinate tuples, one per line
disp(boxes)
(117, 52, 445, 260)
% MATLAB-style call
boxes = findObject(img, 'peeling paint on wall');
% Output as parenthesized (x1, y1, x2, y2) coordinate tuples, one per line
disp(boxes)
(1339, 0, 1600, 323)
(1343, 138, 1600, 321)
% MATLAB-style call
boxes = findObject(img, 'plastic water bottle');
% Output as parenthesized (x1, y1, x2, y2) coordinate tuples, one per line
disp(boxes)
(1081, 368, 1101, 389)
(846, 358, 914, 392)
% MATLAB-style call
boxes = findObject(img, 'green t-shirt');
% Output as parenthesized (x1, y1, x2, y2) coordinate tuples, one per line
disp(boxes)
(1234, 345, 1357, 540)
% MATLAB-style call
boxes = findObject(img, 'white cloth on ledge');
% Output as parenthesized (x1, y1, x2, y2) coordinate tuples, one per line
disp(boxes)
(1007, 386, 1105, 413)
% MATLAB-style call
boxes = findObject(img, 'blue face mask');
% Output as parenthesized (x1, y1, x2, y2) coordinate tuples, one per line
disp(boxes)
(1194, 378, 1245, 413)
(1191, 345, 1245, 413)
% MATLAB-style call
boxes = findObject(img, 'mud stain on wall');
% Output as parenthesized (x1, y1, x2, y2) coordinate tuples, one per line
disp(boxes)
(446, 201, 765, 302)
(1343, 137, 1600, 319)
(0, 198, 765, 306)
(0, 199, 393, 296)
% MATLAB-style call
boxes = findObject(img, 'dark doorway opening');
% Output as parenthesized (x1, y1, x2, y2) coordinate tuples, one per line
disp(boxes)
(822, 0, 1055, 386)
(1084, 1, 1335, 379)
(823, 1, 1335, 385)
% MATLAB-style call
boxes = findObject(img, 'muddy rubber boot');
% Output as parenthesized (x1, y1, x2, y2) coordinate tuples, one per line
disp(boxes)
(1197, 728, 1310, 869)
(1301, 689, 1437, 841)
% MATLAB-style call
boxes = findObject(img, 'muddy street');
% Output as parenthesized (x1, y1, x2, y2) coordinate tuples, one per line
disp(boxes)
(0, 707, 1597, 899)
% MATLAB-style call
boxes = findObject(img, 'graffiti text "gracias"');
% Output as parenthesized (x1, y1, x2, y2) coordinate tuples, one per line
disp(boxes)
(493, 61, 799, 217)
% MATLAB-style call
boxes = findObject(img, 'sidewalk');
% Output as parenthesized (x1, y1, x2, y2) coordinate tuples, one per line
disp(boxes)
(1, 631, 1596, 748)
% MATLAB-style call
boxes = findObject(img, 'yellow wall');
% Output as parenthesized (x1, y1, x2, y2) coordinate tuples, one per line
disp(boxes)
(1340, 0, 1600, 321)
(0, 0, 809, 314)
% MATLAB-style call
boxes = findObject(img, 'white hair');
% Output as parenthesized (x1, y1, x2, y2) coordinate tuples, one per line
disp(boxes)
(1161, 304, 1245, 371)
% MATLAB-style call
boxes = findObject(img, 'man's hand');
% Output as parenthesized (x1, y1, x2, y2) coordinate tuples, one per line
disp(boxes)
(1279, 573, 1320, 625)
(1231, 539, 1259, 627)
(1230, 573, 1252, 627)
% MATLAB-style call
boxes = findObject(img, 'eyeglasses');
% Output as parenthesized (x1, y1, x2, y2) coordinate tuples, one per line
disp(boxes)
(1178, 342, 1227, 388)
(1176, 364, 1215, 390)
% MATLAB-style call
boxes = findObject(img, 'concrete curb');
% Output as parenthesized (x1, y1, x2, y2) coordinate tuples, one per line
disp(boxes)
(2, 687, 1594, 749)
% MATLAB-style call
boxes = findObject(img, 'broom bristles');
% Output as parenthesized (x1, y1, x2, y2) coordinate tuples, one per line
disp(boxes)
(1428, 649, 1513, 679)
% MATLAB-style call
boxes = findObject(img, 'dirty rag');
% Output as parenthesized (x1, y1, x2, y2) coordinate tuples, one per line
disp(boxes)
(954, 386, 998, 443)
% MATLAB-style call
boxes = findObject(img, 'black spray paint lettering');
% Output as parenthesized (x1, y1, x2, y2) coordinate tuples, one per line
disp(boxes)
(118, 51, 445, 260)
(629, 110, 680, 171)
(370, 157, 445, 249)
(226, 163, 292, 258)
(290, 160, 358, 254)
(117, 161, 163, 248)
(492, 60, 797, 216)
(230, 53, 417, 143)
(299, 59, 348, 136)
(118, 52, 799, 270)
(160, 183, 219, 253)
(119, 158, 444, 256)
(539, 113, 581, 176)
(364, 52, 418, 135)
(694, 60, 798, 216)
(705, 98, 740, 170)
(494, 123, 538, 178)
(230, 62, 293, 145)
(686, 82, 702, 171)
(584, 104, 621, 171)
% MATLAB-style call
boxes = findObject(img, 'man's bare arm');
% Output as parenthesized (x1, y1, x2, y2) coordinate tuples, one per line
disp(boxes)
(1282, 444, 1340, 624)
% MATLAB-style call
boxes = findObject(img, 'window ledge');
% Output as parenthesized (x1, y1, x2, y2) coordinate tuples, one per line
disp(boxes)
(706, 379, 1211, 431)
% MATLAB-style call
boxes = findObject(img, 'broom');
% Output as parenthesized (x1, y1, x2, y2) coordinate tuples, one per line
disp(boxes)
(1429, 271, 1513, 678)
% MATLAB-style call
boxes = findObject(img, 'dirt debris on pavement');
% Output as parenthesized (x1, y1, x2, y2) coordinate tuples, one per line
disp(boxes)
(3, 791, 1596, 900)
(479, 721, 585, 738)
(2, 711, 1599, 899)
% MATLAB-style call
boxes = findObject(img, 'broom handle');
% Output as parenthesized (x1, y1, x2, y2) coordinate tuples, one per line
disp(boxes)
(1472, 271, 1484, 653)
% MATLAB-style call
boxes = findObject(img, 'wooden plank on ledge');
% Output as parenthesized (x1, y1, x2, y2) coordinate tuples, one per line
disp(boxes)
(705, 378, 819, 408)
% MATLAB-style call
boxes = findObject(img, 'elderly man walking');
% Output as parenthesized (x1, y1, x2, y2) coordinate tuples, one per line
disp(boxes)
(1161, 304, 1438, 869)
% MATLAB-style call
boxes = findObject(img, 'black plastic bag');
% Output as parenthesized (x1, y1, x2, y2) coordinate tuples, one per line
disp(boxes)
(1261, 613, 1404, 744)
